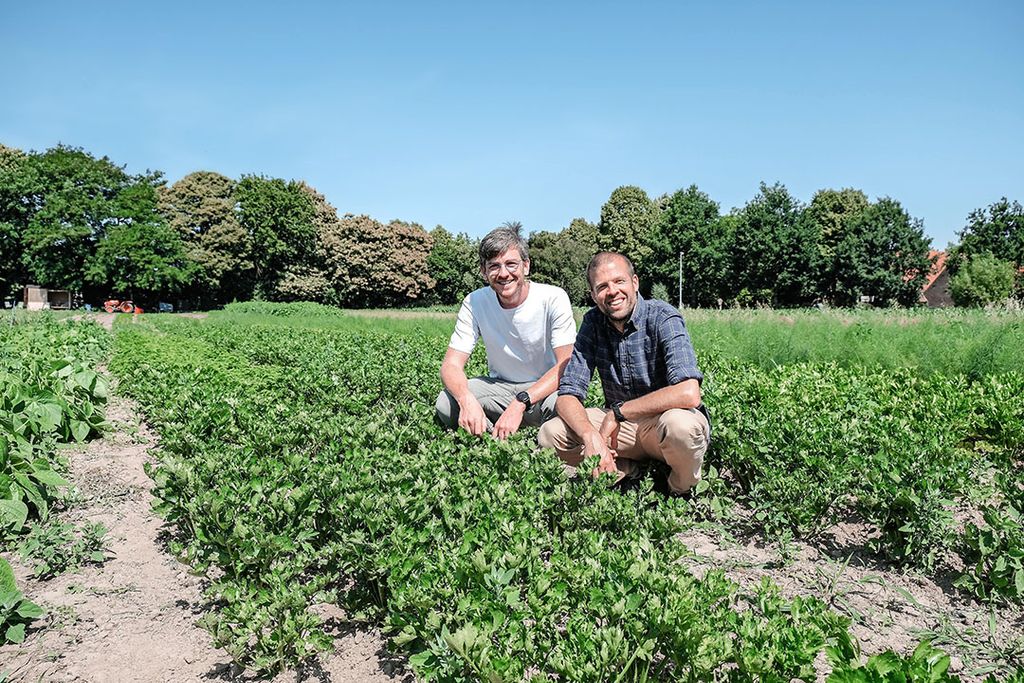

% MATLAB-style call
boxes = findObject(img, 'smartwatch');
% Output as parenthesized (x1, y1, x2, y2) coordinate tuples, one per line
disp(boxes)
(515, 391, 532, 409)
(611, 400, 626, 423)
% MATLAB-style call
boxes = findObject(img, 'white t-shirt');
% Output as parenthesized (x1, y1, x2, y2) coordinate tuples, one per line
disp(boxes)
(449, 281, 576, 383)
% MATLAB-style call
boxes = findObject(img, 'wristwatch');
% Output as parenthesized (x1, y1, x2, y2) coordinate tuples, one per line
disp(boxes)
(515, 391, 532, 409)
(611, 400, 626, 423)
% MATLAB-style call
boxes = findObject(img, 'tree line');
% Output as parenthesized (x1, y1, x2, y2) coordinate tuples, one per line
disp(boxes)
(1, 142, 1020, 308)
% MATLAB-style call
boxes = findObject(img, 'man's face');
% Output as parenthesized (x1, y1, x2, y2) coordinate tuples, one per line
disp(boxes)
(590, 256, 639, 324)
(482, 247, 530, 304)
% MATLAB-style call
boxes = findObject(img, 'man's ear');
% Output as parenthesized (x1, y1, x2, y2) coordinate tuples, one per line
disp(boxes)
(523, 259, 530, 277)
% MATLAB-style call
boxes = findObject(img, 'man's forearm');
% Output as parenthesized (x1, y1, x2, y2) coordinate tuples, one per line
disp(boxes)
(618, 380, 701, 421)
(521, 359, 566, 405)
(440, 362, 474, 405)
(556, 394, 597, 442)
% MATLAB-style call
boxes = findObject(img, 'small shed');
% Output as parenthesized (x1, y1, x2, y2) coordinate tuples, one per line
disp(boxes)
(22, 285, 74, 310)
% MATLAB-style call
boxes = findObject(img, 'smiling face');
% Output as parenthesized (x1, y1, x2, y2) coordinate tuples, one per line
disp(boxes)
(482, 247, 530, 307)
(589, 254, 639, 329)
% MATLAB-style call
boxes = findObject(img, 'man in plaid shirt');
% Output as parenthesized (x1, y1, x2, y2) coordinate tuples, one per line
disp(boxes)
(538, 252, 711, 495)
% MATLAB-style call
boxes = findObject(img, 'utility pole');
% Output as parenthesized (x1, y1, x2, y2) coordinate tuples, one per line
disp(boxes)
(677, 251, 683, 310)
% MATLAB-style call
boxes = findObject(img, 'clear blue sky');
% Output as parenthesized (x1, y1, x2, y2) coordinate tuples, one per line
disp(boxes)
(2, 1, 1021, 249)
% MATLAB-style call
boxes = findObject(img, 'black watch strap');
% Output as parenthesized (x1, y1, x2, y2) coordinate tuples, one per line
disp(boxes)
(611, 401, 626, 423)
(515, 390, 532, 409)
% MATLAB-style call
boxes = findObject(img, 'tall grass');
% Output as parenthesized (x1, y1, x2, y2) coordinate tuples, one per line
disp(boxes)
(211, 302, 1024, 378)
(684, 308, 1024, 378)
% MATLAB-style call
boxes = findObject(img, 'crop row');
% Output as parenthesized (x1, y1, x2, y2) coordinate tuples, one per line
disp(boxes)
(111, 309, 1022, 681)
(1, 315, 109, 645)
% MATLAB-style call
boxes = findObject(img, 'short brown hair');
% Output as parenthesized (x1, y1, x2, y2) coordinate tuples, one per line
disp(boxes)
(479, 222, 529, 268)
(586, 251, 634, 288)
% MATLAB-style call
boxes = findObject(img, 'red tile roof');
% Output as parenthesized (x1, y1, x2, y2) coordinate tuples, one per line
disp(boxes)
(924, 250, 948, 291)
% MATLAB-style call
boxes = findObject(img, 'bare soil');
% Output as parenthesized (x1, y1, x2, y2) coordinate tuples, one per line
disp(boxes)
(675, 520, 1024, 680)
(0, 378, 409, 683)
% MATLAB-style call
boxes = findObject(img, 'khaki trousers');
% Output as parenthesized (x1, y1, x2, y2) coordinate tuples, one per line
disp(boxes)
(537, 407, 710, 494)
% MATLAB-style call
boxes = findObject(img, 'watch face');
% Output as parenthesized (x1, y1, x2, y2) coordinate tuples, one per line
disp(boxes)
(516, 391, 531, 406)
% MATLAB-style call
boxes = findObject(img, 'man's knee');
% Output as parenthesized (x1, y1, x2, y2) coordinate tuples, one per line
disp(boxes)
(658, 408, 709, 452)
(435, 389, 458, 429)
(537, 417, 562, 449)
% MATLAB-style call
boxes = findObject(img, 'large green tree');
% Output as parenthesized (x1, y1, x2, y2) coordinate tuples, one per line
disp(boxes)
(0, 144, 29, 298)
(235, 175, 318, 301)
(321, 214, 434, 307)
(597, 186, 660, 277)
(729, 182, 817, 307)
(832, 198, 932, 306)
(87, 175, 196, 299)
(949, 198, 1023, 274)
(950, 253, 1017, 307)
(427, 226, 478, 305)
(645, 185, 733, 307)
(528, 229, 592, 306)
(159, 171, 253, 304)
(9, 145, 139, 291)
(803, 188, 871, 304)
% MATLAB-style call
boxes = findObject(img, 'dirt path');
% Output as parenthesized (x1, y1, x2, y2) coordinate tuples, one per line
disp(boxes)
(1, 367, 408, 682)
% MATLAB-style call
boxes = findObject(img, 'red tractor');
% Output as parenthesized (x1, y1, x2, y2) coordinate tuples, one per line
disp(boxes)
(103, 299, 143, 314)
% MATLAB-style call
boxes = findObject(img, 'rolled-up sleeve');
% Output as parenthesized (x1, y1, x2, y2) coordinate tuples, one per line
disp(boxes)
(660, 311, 703, 385)
(558, 317, 596, 401)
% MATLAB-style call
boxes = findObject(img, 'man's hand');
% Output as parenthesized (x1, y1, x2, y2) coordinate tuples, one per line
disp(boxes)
(583, 430, 618, 479)
(491, 400, 526, 440)
(457, 395, 488, 436)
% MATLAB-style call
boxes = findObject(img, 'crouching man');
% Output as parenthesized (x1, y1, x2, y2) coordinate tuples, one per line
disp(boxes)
(436, 224, 576, 439)
(538, 252, 711, 494)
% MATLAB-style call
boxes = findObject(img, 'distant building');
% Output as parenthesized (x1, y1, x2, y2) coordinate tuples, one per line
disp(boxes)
(921, 250, 953, 308)
(22, 285, 74, 310)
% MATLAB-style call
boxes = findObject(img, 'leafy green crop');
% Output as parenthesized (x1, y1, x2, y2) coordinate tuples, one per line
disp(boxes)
(0, 557, 43, 645)
(108, 306, 1024, 679)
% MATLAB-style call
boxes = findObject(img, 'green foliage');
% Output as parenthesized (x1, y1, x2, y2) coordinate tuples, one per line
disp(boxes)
(832, 198, 932, 307)
(649, 282, 670, 303)
(527, 229, 592, 306)
(950, 253, 1016, 307)
(6, 145, 150, 291)
(828, 639, 960, 682)
(804, 188, 871, 303)
(645, 185, 732, 307)
(236, 175, 319, 301)
(111, 306, 869, 679)
(18, 518, 108, 579)
(729, 182, 817, 307)
(427, 226, 479, 306)
(0, 316, 109, 535)
(87, 174, 196, 298)
(686, 308, 1024, 378)
(950, 198, 1024, 274)
(0, 144, 29, 297)
(322, 214, 435, 307)
(598, 186, 660, 276)
(0, 557, 43, 645)
(158, 171, 252, 305)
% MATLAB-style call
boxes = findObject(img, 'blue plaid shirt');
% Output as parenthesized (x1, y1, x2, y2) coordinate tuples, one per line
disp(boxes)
(559, 296, 706, 415)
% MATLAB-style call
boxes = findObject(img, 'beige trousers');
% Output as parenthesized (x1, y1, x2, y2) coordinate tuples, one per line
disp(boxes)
(537, 407, 710, 493)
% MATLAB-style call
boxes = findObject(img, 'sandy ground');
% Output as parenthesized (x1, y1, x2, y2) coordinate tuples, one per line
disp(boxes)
(0, 376, 410, 683)
(674, 521, 1024, 680)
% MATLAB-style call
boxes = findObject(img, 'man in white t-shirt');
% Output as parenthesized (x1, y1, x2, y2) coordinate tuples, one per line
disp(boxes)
(436, 224, 576, 440)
